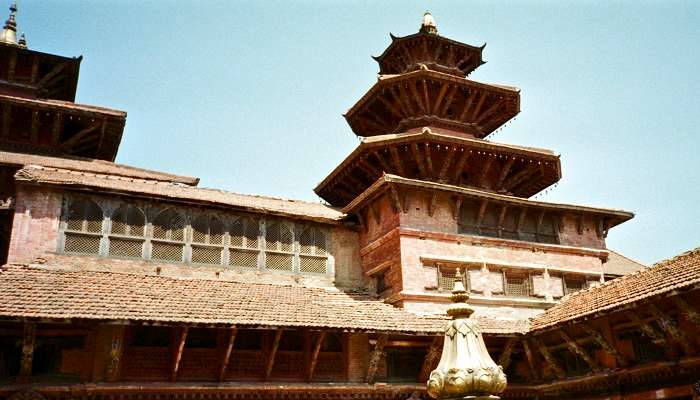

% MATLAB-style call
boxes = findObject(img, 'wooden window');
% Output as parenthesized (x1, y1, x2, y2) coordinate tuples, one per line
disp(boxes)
(437, 266, 468, 291)
(108, 204, 145, 258)
(63, 199, 103, 255)
(150, 209, 185, 263)
(265, 221, 294, 271)
(298, 226, 328, 274)
(190, 214, 224, 265)
(504, 270, 530, 297)
(228, 217, 259, 269)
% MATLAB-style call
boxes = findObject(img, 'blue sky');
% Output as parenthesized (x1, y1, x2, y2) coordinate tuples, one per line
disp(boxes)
(15, 1, 699, 265)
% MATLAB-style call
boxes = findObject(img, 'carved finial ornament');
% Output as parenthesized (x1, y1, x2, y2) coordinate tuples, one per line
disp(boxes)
(420, 11, 438, 35)
(0, 1, 23, 47)
(427, 268, 507, 400)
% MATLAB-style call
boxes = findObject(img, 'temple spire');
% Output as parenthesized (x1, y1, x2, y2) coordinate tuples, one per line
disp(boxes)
(420, 11, 438, 35)
(0, 1, 19, 46)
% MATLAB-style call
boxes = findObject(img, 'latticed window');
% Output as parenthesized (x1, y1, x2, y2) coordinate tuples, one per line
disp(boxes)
(63, 199, 103, 255)
(229, 217, 259, 269)
(298, 226, 328, 274)
(190, 215, 224, 265)
(437, 266, 468, 291)
(265, 221, 294, 271)
(108, 204, 145, 258)
(504, 270, 530, 297)
(150, 209, 185, 263)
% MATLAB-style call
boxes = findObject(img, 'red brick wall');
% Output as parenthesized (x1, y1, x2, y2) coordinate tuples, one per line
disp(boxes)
(346, 333, 369, 382)
(7, 184, 63, 264)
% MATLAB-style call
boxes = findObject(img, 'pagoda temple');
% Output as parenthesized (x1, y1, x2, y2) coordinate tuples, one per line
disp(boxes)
(0, 6, 699, 400)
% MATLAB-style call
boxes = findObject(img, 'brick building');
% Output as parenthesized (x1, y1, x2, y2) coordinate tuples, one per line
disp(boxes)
(1, 6, 699, 400)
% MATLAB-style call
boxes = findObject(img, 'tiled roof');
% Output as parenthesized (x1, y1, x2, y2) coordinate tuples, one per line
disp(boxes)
(0, 94, 125, 117)
(0, 150, 199, 185)
(0, 264, 526, 335)
(15, 165, 345, 223)
(531, 246, 700, 331)
(604, 249, 646, 276)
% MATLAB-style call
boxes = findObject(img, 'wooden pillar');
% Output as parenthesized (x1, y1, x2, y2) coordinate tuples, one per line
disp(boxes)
(307, 331, 326, 382)
(171, 327, 188, 382)
(18, 323, 36, 381)
(365, 334, 388, 383)
(106, 325, 126, 382)
(498, 337, 518, 372)
(265, 329, 283, 380)
(219, 327, 237, 381)
(418, 336, 442, 382)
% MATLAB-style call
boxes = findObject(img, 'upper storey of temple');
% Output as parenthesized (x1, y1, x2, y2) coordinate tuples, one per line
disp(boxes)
(344, 12, 520, 139)
(0, 2, 126, 161)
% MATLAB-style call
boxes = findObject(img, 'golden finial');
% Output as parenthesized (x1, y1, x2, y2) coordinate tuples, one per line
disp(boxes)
(427, 266, 507, 399)
(0, 1, 19, 46)
(420, 11, 438, 35)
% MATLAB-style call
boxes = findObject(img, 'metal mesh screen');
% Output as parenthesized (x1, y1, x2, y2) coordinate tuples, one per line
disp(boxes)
(152, 210, 185, 241)
(266, 222, 293, 252)
(229, 249, 259, 269)
(64, 233, 101, 254)
(151, 242, 183, 262)
(230, 218, 258, 249)
(191, 245, 222, 265)
(266, 253, 293, 271)
(66, 199, 103, 233)
(299, 227, 327, 256)
(299, 256, 327, 274)
(108, 238, 143, 258)
(191, 215, 224, 245)
(505, 273, 529, 297)
(111, 205, 145, 237)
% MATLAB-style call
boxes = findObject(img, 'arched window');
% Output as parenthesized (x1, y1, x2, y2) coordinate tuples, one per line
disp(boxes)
(298, 226, 328, 274)
(264, 221, 294, 271)
(150, 209, 185, 262)
(191, 214, 224, 265)
(63, 199, 103, 255)
(228, 217, 259, 269)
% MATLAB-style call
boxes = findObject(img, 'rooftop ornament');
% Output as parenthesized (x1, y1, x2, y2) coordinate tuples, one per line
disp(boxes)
(427, 268, 507, 400)
(0, 1, 26, 48)
(420, 11, 438, 35)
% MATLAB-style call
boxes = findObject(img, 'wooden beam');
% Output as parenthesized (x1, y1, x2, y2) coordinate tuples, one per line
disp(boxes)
(397, 84, 415, 116)
(389, 147, 406, 176)
(497, 204, 508, 237)
(496, 157, 516, 189)
(373, 150, 394, 174)
(452, 150, 470, 183)
(265, 329, 283, 380)
(469, 92, 488, 121)
(474, 98, 504, 125)
(432, 82, 450, 115)
(502, 166, 538, 191)
(428, 192, 438, 217)
(522, 339, 540, 381)
(18, 323, 36, 380)
(672, 296, 700, 329)
(424, 143, 434, 176)
(628, 311, 667, 345)
(440, 85, 459, 116)
(171, 327, 188, 382)
(29, 110, 39, 142)
(409, 80, 426, 114)
(307, 331, 327, 382)
(498, 337, 518, 372)
(475, 199, 489, 227)
(532, 336, 566, 379)
(437, 147, 457, 182)
(60, 120, 103, 150)
(458, 90, 476, 120)
(366, 334, 388, 383)
(219, 328, 238, 381)
(377, 95, 405, 120)
(647, 303, 695, 355)
(51, 112, 63, 145)
(390, 86, 410, 117)
(478, 156, 495, 187)
(369, 203, 381, 226)
(106, 325, 126, 382)
(389, 184, 405, 213)
(36, 62, 67, 89)
(559, 329, 599, 372)
(418, 336, 442, 382)
(1, 103, 10, 138)
(422, 80, 431, 116)
(582, 324, 628, 366)
(411, 143, 427, 179)
(451, 197, 463, 221)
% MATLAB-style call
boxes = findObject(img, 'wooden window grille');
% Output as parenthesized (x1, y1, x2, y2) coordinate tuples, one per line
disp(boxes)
(151, 209, 185, 263)
(265, 221, 294, 271)
(108, 204, 145, 258)
(63, 199, 103, 255)
(228, 217, 259, 269)
(504, 270, 530, 297)
(298, 226, 328, 274)
(437, 266, 467, 291)
(191, 215, 224, 265)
